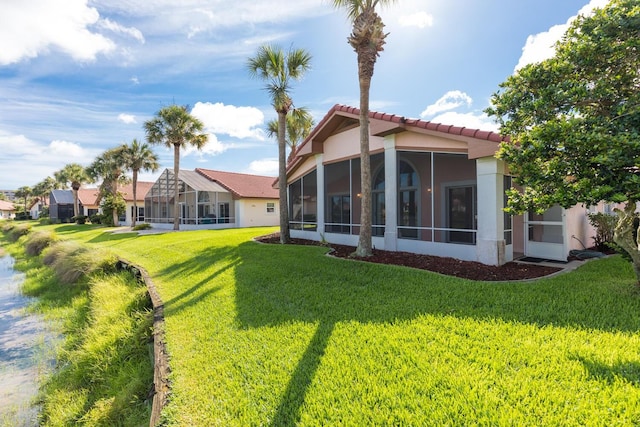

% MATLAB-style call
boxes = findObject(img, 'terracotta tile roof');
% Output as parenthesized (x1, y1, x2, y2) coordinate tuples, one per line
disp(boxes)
(195, 168, 279, 199)
(77, 188, 100, 206)
(0, 200, 15, 211)
(118, 181, 154, 202)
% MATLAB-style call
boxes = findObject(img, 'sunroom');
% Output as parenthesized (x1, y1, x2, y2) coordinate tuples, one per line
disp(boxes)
(145, 169, 234, 228)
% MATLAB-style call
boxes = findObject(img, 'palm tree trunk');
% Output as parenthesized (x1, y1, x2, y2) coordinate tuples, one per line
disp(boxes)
(173, 144, 181, 231)
(278, 111, 290, 243)
(355, 75, 373, 257)
(132, 169, 138, 228)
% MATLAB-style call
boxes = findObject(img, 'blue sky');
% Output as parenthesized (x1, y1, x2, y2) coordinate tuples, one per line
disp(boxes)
(0, 0, 609, 190)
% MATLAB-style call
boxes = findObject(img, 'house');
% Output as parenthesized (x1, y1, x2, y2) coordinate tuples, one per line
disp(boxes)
(0, 200, 15, 219)
(117, 181, 153, 226)
(145, 168, 279, 230)
(78, 188, 100, 217)
(49, 190, 75, 222)
(283, 104, 603, 266)
(28, 197, 48, 219)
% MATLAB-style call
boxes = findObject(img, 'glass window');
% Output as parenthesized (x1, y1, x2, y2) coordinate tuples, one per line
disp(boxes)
(398, 160, 418, 239)
(267, 202, 275, 213)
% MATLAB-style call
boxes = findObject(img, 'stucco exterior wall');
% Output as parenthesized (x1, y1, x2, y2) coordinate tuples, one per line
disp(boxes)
(236, 198, 279, 228)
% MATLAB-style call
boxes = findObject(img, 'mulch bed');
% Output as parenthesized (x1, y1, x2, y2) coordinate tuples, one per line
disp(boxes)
(255, 234, 565, 281)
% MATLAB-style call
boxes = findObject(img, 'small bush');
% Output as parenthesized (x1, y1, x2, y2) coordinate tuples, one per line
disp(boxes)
(587, 212, 618, 251)
(43, 241, 117, 285)
(39, 217, 52, 225)
(73, 215, 87, 225)
(132, 223, 151, 231)
(1, 222, 15, 233)
(25, 230, 58, 256)
(89, 214, 102, 224)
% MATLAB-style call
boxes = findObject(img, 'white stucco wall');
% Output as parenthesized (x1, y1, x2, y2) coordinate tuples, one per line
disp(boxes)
(236, 199, 279, 228)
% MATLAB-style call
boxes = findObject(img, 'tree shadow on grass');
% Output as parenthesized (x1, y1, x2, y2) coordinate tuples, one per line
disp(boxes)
(573, 356, 640, 386)
(234, 241, 640, 426)
(157, 246, 240, 317)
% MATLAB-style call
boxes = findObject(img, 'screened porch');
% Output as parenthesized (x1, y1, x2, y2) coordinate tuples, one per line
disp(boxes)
(145, 169, 235, 226)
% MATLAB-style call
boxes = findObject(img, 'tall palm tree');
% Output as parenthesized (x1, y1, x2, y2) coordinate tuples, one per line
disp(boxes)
(248, 44, 312, 244)
(144, 105, 208, 231)
(15, 185, 32, 217)
(54, 163, 89, 218)
(86, 146, 129, 226)
(333, 0, 393, 257)
(121, 139, 159, 227)
(31, 176, 56, 217)
(266, 107, 315, 163)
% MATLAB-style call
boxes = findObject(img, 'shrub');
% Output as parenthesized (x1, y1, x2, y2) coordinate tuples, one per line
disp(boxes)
(1, 222, 15, 233)
(132, 223, 151, 231)
(25, 230, 58, 256)
(73, 215, 88, 225)
(587, 212, 618, 251)
(43, 241, 117, 285)
(89, 214, 102, 224)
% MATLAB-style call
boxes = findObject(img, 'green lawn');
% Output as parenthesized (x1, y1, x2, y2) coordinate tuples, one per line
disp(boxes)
(38, 225, 640, 425)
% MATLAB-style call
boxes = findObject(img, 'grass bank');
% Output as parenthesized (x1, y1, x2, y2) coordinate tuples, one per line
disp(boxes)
(32, 223, 640, 426)
(0, 224, 153, 426)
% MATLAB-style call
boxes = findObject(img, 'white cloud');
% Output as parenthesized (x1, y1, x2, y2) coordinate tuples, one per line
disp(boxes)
(48, 140, 86, 158)
(0, 0, 116, 65)
(118, 113, 137, 124)
(191, 102, 265, 140)
(429, 111, 499, 133)
(398, 11, 434, 29)
(515, 0, 610, 71)
(182, 133, 227, 158)
(420, 91, 473, 117)
(97, 18, 145, 43)
(246, 158, 278, 176)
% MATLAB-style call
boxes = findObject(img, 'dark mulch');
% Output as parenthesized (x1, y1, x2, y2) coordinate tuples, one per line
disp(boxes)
(255, 234, 565, 281)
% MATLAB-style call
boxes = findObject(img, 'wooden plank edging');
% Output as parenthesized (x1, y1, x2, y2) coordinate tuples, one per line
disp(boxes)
(116, 260, 170, 427)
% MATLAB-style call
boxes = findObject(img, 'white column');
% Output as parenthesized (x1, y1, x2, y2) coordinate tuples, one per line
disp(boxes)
(315, 154, 325, 236)
(476, 157, 507, 265)
(384, 135, 398, 251)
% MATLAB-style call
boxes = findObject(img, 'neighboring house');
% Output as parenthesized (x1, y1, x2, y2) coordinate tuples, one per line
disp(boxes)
(28, 197, 48, 219)
(117, 181, 153, 226)
(0, 200, 15, 219)
(283, 104, 604, 266)
(145, 168, 279, 230)
(49, 190, 75, 223)
(78, 188, 100, 217)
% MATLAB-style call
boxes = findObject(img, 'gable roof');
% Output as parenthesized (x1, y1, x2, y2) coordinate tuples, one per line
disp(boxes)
(118, 181, 154, 202)
(50, 189, 75, 204)
(0, 200, 15, 211)
(78, 188, 100, 206)
(289, 104, 508, 177)
(196, 168, 279, 199)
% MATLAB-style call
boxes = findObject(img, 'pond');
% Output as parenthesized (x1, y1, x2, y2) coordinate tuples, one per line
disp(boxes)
(0, 254, 50, 426)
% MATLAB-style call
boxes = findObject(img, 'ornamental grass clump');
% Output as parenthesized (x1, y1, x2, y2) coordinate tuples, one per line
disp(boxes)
(43, 240, 117, 285)
(25, 230, 58, 256)
(3, 222, 32, 242)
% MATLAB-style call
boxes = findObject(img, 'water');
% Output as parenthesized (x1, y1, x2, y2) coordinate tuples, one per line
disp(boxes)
(0, 254, 45, 426)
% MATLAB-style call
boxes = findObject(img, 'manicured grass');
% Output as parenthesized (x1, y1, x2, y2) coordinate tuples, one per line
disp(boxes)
(28, 225, 640, 425)
(1, 227, 153, 426)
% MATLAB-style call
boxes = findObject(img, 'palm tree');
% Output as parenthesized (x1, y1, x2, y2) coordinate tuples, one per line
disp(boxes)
(333, 0, 393, 257)
(266, 107, 315, 163)
(87, 146, 130, 226)
(32, 176, 56, 217)
(144, 105, 208, 231)
(248, 45, 312, 244)
(121, 139, 159, 227)
(15, 186, 32, 218)
(54, 163, 89, 218)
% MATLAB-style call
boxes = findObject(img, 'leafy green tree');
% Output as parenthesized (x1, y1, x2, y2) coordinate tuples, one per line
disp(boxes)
(121, 139, 159, 227)
(333, 0, 394, 257)
(248, 45, 312, 244)
(15, 185, 32, 218)
(54, 163, 90, 218)
(87, 146, 129, 226)
(32, 176, 56, 213)
(144, 105, 208, 231)
(486, 0, 640, 280)
(266, 107, 314, 163)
